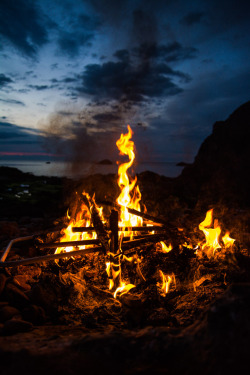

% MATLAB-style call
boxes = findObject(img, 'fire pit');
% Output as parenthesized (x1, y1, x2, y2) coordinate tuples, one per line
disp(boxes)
(1, 125, 250, 375)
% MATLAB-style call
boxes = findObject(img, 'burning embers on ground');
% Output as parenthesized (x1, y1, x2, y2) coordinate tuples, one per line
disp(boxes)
(0, 125, 245, 333)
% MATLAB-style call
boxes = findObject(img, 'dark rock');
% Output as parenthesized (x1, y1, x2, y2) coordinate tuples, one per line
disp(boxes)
(96, 159, 113, 165)
(2, 318, 33, 335)
(0, 305, 20, 322)
(19, 216, 31, 225)
(146, 307, 170, 326)
(0, 221, 20, 237)
(30, 284, 59, 314)
(0, 273, 7, 295)
(176, 161, 190, 167)
(22, 305, 47, 325)
(13, 275, 31, 291)
(177, 101, 250, 207)
(4, 283, 30, 308)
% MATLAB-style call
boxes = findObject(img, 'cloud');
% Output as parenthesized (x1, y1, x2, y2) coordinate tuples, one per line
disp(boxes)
(0, 73, 13, 88)
(57, 31, 93, 57)
(76, 44, 192, 103)
(55, 11, 100, 57)
(0, 98, 25, 106)
(180, 12, 204, 26)
(28, 85, 49, 91)
(0, 0, 48, 57)
(0, 121, 39, 140)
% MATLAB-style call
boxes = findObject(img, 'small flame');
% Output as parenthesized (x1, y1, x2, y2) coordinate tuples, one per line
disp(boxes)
(222, 231, 235, 248)
(160, 241, 172, 253)
(159, 270, 172, 295)
(199, 209, 221, 257)
(113, 282, 135, 299)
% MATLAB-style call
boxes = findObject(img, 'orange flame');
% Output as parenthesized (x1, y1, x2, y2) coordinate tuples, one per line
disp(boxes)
(160, 241, 172, 253)
(199, 209, 221, 257)
(55, 193, 100, 254)
(107, 125, 143, 298)
(222, 231, 235, 248)
(116, 125, 142, 232)
(113, 282, 135, 299)
(159, 270, 172, 294)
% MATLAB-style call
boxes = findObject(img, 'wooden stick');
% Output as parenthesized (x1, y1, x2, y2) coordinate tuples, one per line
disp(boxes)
(72, 225, 164, 232)
(72, 226, 95, 232)
(0, 247, 102, 268)
(39, 239, 100, 249)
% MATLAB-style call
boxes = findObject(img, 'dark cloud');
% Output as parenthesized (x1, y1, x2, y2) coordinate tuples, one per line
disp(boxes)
(77, 44, 192, 102)
(62, 77, 78, 83)
(0, 121, 39, 140)
(92, 113, 122, 122)
(180, 12, 204, 26)
(28, 85, 49, 91)
(0, 73, 13, 88)
(57, 31, 92, 57)
(57, 111, 75, 117)
(114, 49, 130, 62)
(0, 0, 48, 57)
(55, 11, 100, 57)
(0, 98, 25, 106)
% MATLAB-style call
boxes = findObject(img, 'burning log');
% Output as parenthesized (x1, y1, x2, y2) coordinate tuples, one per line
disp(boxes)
(72, 225, 165, 233)
(39, 239, 101, 249)
(109, 209, 119, 253)
(81, 194, 110, 254)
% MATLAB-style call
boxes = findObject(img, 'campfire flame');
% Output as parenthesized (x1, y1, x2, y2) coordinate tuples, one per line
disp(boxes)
(116, 125, 143, 234)
(160, 241, 172, 253)
(53, 125, 236, 301)
(108, 125, 142, 298)
(198, 209, 235, 257)
(55, 194, 97, 254)
(159, 270, 173, 295)
(222, 231, 235, 248)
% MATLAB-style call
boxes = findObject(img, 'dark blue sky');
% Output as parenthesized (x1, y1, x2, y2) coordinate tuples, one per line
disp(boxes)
(1, 0, 250, 164)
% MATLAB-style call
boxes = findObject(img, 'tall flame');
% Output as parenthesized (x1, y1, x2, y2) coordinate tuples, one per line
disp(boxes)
(106, 125, 142, 298)
(116, 125, 142, 231)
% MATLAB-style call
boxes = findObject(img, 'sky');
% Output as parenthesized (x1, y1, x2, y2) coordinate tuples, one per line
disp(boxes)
(0, 0, 250, 167)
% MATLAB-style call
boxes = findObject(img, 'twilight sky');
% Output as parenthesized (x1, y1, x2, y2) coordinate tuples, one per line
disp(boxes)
(1, 0, 250, 165)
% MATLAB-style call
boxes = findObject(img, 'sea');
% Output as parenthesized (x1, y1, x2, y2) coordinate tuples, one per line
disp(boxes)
(0, 160, 184, 179)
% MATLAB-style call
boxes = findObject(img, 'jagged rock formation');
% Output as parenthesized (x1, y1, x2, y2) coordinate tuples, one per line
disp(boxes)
(176, 101, 250, 207)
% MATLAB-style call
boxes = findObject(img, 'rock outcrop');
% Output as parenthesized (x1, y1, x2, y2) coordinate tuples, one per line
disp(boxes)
(176, 101, 250, 207)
